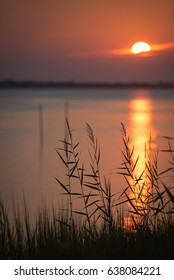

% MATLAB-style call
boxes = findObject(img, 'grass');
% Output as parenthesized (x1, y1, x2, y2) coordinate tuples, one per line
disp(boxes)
(0, 120, 174, 259)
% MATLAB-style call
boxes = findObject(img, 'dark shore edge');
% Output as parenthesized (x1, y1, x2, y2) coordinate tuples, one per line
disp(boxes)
(0, 80, 174, 89)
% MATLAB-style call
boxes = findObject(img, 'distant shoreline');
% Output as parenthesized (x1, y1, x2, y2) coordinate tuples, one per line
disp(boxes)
(0, 80, 174, 89)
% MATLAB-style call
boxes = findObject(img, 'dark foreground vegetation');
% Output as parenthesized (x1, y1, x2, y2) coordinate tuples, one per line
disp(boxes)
(0, 199, 174, 260)
(0, 122, 174, 259)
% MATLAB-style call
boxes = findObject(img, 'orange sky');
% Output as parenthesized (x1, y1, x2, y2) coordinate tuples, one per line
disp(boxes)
(0, 0, 174, 82)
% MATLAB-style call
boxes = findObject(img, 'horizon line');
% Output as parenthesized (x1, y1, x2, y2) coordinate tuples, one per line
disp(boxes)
(0, 79, 174, 89)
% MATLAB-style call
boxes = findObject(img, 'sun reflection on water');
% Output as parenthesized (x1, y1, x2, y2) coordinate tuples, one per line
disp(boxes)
(130, 98, 152, 177)
(125, 97, 156, 229)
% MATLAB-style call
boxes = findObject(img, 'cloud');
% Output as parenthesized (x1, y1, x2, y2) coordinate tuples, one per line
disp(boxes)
(71, 41, 174, 58)
(151, 42, 174, 52)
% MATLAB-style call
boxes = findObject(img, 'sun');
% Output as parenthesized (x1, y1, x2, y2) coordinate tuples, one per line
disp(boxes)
(131, 41, 151, 54)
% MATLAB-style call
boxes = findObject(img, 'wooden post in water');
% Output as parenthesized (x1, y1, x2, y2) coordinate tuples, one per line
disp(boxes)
(38, 103, 44, 149)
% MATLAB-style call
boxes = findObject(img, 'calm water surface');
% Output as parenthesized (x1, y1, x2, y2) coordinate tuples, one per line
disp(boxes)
(0, 88, 173, 212)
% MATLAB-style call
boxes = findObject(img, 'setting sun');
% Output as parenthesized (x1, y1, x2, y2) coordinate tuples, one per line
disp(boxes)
(131, 41, 151, 54)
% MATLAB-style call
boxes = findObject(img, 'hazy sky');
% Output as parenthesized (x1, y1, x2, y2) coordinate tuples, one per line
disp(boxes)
(1, 0, 174, 82)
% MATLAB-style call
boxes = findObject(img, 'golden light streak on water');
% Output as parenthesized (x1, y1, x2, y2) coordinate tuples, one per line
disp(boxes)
(130, 98, 152, 187)
(125, 97, 156, 229)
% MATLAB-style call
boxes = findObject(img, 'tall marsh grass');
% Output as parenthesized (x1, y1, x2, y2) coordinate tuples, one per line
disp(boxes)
(0, 121, 174, 259)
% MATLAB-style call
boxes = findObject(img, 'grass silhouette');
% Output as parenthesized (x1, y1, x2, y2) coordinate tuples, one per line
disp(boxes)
(0, 121, 173, 259)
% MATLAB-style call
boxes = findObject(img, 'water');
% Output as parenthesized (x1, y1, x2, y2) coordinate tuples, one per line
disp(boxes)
(0, 88, 173, 213)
